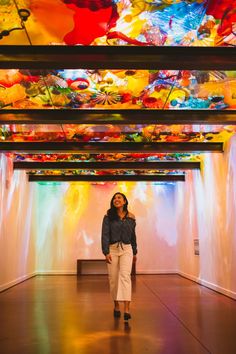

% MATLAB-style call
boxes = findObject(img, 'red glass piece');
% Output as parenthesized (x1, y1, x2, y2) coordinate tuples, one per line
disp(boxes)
(63, 1, 119, 45)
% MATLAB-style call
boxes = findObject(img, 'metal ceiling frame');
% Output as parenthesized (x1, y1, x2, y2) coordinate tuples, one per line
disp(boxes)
(0, 46, 235, 70)
(28, 174, 186, 182)
(0, 142, 223, 153)
(1, 110, 236, 125)
(0, 46, 232, 173)
(13, 161, 201, 170)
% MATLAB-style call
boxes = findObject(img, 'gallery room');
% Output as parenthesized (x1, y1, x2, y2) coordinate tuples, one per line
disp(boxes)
(0, 1, 236, 353)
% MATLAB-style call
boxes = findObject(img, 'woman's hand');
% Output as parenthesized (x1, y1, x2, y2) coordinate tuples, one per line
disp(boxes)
(105, 254, 112, 264)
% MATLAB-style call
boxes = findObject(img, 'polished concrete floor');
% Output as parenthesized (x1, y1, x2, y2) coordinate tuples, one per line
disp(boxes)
(0, 275, 236, 354)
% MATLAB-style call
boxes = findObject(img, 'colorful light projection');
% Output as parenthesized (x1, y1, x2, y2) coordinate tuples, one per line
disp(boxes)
(13, 152, 201, 162)
(0, 124, 234, 143)
(0, 0, 235, 46)
(0, 69, 236, 110)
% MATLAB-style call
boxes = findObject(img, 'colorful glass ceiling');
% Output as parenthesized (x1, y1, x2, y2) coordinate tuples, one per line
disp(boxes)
(0, 0, 235, 46)
(0, 69, 236, 110)
(0, 124, 234, 143)
(26, 166, 185, 182)
(13, 152, 201, 162)
(28, 169, 184, 176)
(1, 2, 235, 183)
(13, 152, 201, 173)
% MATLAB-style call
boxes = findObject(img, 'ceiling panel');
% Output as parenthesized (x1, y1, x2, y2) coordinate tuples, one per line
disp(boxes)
(13, 152, 201, 162)
(0, 46, 235, 70)
(0, 141, 224, 153)
(27, 174, 186, 182)
(28, 169, 185, 176)
(13, 161, 201, 170)
(1, 1, 235, 46)
(0, 69, 236, 110)
(1, 110, 236, 125)
(0, 124, 234, 143)
(27, 168, 186, 182)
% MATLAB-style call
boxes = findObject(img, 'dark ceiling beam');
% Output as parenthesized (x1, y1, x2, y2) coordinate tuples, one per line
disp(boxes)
(13, 161, 201, 170)
(28, 174, 185, 182)
(0, 46, 235, 70)
(1, 110, 236, 125)
(0, 142, 223, 153)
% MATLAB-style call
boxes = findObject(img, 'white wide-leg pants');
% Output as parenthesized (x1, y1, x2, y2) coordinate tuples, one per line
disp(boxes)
(107, 243, 133, 301)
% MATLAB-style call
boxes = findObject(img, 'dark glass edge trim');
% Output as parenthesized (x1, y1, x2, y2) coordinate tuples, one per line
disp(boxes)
(0, 142, 223, 153)
(0, 110, 236, 125)
(28, 174, 186, 182)
(14, 161, 201, 170)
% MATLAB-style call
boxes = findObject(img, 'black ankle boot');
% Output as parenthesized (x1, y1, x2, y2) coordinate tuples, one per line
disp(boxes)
(114, 309, 121, 318)
(124, 312, 131, 321)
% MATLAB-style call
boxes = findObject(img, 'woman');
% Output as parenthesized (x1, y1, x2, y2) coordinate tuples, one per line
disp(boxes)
(101, 192, 137, 321)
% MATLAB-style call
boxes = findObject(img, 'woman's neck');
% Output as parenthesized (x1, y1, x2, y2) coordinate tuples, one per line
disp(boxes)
(117, 208, 126, 217)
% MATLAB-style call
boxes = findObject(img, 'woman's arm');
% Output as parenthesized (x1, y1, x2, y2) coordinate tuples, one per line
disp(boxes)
(131, 229, 137, 256)
(129, 213, 137, 256)
(101, 215, 110, 256)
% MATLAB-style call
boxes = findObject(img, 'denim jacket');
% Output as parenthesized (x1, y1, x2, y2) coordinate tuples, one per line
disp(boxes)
(101, 214, 137, 256)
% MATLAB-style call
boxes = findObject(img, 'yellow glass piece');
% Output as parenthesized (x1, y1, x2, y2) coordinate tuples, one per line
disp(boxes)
(0, 0, 31, 44)
(0, 84, 26, 105)
(166, 88, 189, 105)
(115, 15, 146, 39)
(197, 80, 236, 107)
(51, 93, 70, 107)
(150, 89, 170, 101)
(127, 74, 149, 96)
(0, 0, 20, 31)
(22, 0, 74, 45)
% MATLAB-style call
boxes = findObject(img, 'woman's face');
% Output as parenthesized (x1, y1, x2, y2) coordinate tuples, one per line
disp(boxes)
(112, 194, 126, 209)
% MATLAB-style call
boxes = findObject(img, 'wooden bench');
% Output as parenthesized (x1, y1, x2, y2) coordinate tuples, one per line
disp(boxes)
(77, 259, 136, 276)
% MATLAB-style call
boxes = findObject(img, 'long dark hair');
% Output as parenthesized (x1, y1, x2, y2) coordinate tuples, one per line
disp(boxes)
(107, 192, 128, 221)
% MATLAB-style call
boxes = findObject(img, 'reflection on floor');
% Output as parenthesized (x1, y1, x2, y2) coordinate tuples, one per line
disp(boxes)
(0, 275, 236, 354)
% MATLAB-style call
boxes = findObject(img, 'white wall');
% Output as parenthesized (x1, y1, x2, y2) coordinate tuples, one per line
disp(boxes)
(0, 154, 36, 291)
(176, 136, 236, 299)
